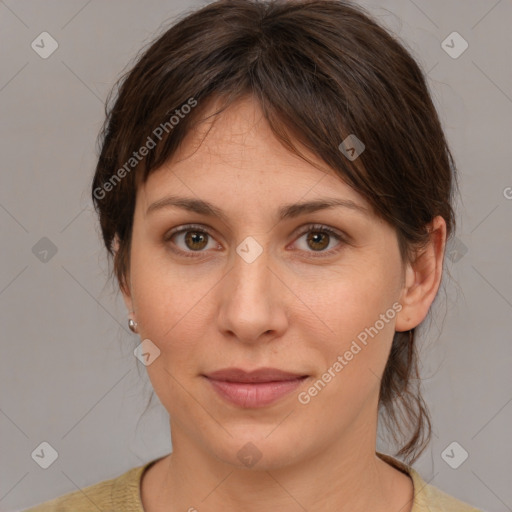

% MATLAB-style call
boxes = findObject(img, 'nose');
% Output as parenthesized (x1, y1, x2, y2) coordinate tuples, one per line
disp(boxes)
(217, 245, 289, 344)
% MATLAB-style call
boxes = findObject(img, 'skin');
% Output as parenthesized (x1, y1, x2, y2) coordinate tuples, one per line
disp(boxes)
(119, 96, 446, 512)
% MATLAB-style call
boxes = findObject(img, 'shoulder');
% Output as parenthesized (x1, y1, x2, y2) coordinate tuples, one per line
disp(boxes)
(376, 452, 483, 512)
(408, 467, 483, 512)
(22, 459, 159, 512)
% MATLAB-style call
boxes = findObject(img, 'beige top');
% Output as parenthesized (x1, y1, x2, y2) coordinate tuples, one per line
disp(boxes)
(23, 452, 482, 511)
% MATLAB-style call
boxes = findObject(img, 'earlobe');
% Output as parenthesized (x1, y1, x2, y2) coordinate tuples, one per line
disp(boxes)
(395, 216, 447, 332)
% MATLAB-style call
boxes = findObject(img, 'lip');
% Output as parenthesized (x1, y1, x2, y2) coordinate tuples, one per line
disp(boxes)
(205, 367, 307, 383)
(203, 367, 309, 408)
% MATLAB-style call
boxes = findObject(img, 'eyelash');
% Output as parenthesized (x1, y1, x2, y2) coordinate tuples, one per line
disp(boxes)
(163, 223, 347, 259)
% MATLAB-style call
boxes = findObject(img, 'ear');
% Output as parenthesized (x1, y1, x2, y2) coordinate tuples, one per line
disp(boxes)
(113, 234, 134, 315)
(395, 216, 447, 332)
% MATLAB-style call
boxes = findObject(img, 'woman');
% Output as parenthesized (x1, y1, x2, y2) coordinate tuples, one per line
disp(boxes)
(25, 0, 482, 510)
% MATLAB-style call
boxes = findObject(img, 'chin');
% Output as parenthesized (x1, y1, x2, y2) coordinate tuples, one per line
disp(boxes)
(208, 430, 307, 472)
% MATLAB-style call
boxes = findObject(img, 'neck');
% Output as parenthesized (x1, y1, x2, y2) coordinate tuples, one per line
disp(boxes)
(142, 417, 413, 512)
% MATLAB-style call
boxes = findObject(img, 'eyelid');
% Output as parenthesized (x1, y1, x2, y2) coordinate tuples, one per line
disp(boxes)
(164, 223, 213, 240)
(293, 223, 345, 239)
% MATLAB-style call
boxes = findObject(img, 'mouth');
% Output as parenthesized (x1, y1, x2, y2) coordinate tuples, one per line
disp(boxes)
(202, 367, 309, 408)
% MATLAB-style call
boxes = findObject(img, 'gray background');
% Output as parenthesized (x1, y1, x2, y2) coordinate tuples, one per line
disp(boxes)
(1, 1, 511, 511)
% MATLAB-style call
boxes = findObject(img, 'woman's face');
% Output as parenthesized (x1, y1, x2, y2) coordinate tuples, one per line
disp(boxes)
(122, 96, 422, 470)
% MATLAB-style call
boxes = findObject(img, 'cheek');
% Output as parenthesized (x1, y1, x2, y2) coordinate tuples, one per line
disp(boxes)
(129, 242, 219, 381)
(295, 262, 398, 404)
(130, 240, 200, 335)
(296, 257, 399, 345)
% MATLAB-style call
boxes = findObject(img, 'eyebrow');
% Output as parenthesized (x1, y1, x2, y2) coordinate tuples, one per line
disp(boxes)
(146, 195, 371, 222)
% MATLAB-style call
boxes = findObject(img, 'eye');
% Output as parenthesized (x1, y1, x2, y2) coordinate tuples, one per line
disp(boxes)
(292, 223, 346, 257)
(164, 223, 346, 258)
(164, 224, 219, 258)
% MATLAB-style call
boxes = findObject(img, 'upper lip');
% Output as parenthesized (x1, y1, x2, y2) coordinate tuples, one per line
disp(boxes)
(204, 367, 308, 383)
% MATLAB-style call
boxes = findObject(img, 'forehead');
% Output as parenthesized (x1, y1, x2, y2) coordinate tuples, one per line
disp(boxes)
(141, 96, 370, 205)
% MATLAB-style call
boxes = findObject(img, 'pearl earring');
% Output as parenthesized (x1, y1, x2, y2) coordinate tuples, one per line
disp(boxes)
(128, 311, 138, 333)
(128, 318, 138, 333)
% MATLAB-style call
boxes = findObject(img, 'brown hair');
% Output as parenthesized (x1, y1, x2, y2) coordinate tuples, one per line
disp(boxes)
(92, 0, 458, 465)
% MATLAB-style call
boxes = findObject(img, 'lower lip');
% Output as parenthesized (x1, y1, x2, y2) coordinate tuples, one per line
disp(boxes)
(204, 377, 307, 408)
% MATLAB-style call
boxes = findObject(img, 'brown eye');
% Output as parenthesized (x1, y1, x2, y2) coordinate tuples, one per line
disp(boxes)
(293, 224, 346, 257)
(164, 224, 217, 257)
(306, 231, 330, 251)
(184, 231, 209, 251)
